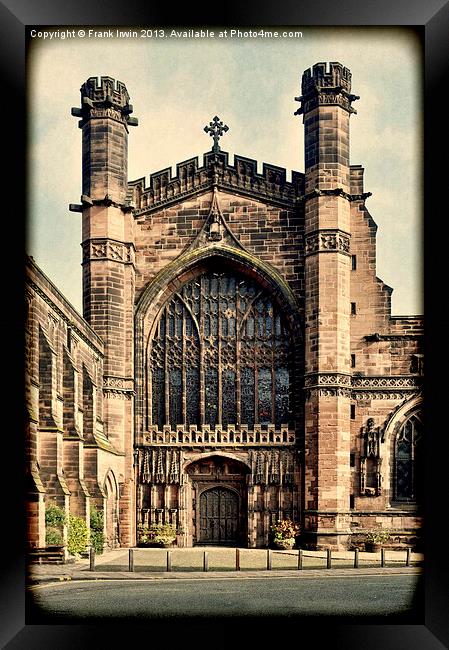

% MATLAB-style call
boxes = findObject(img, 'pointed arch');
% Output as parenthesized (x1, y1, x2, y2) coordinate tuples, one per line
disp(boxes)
(135, 246, 303, 437)
(103, 468, 119, 548)
(183, 451, 251, 472)
(382, 395, 423, 506)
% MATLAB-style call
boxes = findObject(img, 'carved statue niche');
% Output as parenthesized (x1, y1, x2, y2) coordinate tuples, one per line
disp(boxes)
(359, 418, 384, 497)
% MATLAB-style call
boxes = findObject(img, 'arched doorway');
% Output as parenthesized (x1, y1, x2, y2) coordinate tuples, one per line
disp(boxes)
(186, 455, 248, 546)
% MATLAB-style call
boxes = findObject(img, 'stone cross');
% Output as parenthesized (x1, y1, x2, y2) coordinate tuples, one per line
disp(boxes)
(204, 116, 229, 152)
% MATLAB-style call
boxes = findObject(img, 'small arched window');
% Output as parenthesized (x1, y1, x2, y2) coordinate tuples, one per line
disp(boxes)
(148, 270, 293, 431)
(394, 413, 422, 503)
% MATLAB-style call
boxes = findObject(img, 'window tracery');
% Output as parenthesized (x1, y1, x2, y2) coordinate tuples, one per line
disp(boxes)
(394, 414, 422, 503)
(149, 271, 293, 431)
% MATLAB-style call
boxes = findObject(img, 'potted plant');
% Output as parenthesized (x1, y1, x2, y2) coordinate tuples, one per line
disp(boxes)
(137, 523, 177, 547)
(364, 530, 391, 552)
(269, 519, 300, 550)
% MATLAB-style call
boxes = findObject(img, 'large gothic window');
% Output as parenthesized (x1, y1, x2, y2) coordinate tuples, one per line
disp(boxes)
(394, 414, 422, 503)
(149, 270, 293, 431)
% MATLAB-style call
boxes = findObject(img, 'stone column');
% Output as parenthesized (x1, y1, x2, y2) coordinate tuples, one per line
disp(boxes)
(71, 77, 138, 546)
(296, 62, 358, 549)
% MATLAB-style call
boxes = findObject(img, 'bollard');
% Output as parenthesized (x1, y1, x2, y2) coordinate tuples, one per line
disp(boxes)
(354, 548, 359, 569)
(406, 547, 411, 567)
(327, 548, 332, 569)
(129, 548, 134, 572)
(267, 549, 272, 571)
(166, 550, 172, 572)
(203, 551, 209, 572)
(381, 548, 386, 568)
(297, 549, 303, 570)
(236, 548, 240, 571)
(89, 546, 95, 572)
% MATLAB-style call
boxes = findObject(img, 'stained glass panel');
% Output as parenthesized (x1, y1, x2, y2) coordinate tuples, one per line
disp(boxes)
(186, 367, 199, 426)
(394, 415, 422, 502)
(258, 367, 272, 424)
(205, 367, 219, 427)
(149, 270, 293, 430)
(152, 367, 165, 428)
(222, 369, 236, 427)
(169, 368, 182, 429)
(240, 368, 255, 427)
(275, 367, 289, 426)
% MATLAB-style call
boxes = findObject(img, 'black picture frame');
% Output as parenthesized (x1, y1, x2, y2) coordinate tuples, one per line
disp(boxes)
(2, 1, 447, 647)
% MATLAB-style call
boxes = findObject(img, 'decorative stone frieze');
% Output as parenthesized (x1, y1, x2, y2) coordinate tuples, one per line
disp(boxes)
(82, 239, 135, 265)
(305, 231, 351, 256)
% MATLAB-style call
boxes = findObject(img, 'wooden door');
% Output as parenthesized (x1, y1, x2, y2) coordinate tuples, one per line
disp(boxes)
(199, 487, 239, 545)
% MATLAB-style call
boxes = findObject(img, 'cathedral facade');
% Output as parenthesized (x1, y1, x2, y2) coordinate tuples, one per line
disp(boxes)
(25, 62, 423, 552)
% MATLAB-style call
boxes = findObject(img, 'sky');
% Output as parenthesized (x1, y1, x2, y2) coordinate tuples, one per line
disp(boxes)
(27, 26, 423, 315)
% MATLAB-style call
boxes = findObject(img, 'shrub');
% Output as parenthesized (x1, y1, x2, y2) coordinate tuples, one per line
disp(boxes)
(89, 506, 105, 555)
(45, 527, 63, 546)
(67, 514, 89, 556)
(364, 530, 391, 544)
(45, 503, 66, 548)
(45, 503, 66, 528)
(269, 519, 300, 542)
(137, 523, 177, 546)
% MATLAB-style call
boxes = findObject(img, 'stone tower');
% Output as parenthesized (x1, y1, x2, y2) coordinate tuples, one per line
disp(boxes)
(296, 62, 359, 549)
(71, 77, 138, 546)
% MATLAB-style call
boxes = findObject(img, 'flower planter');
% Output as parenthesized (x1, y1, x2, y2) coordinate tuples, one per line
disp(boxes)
(273, 538, 295, 550)
(365, 542, 382, 553)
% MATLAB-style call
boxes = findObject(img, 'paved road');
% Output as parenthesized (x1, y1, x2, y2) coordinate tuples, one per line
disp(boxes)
(27, 573, 423, 622)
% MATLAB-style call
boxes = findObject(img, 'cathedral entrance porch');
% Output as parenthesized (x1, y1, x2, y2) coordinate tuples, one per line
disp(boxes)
(186, 456, 248, 547)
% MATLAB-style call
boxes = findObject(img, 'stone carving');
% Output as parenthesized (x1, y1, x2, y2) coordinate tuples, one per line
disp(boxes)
(109, 243, 124, 261)
(306, 387, 352, 398)
(139, 448, 180, 484)
(103, 388, 133, 400)
(305, 231, 351, 256)
(184, 187, 245, 253)
(305, 234, 319, 255)
(84, 240, 134, 264)
(359, 418, 384, 497)
(352, 376, 419, 388)
(354, 391, 420, 401)
(90, 107, 123, 122)
(305, 373, 351, 387)
(248, 449, 295, 486)
(104, 377, 124, 388)
(361, 417, 384, 458)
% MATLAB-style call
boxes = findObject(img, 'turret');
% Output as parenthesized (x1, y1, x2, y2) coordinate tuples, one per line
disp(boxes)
(71, 76, 137, 208)
(299, 62, 358, 550)
(71, 76, 137, 546)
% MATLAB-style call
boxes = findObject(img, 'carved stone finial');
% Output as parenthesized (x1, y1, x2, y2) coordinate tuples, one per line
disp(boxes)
(204, 116, 229, 153)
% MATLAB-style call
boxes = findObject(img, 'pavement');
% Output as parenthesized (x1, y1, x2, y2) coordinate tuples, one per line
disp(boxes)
(27, 547, 424, 585)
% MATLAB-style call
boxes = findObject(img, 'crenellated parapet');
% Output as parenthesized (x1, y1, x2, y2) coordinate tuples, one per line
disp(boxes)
(71, 76, 138, 129)
(129, 150, 305, 213)
(295, 61, 359, 118)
